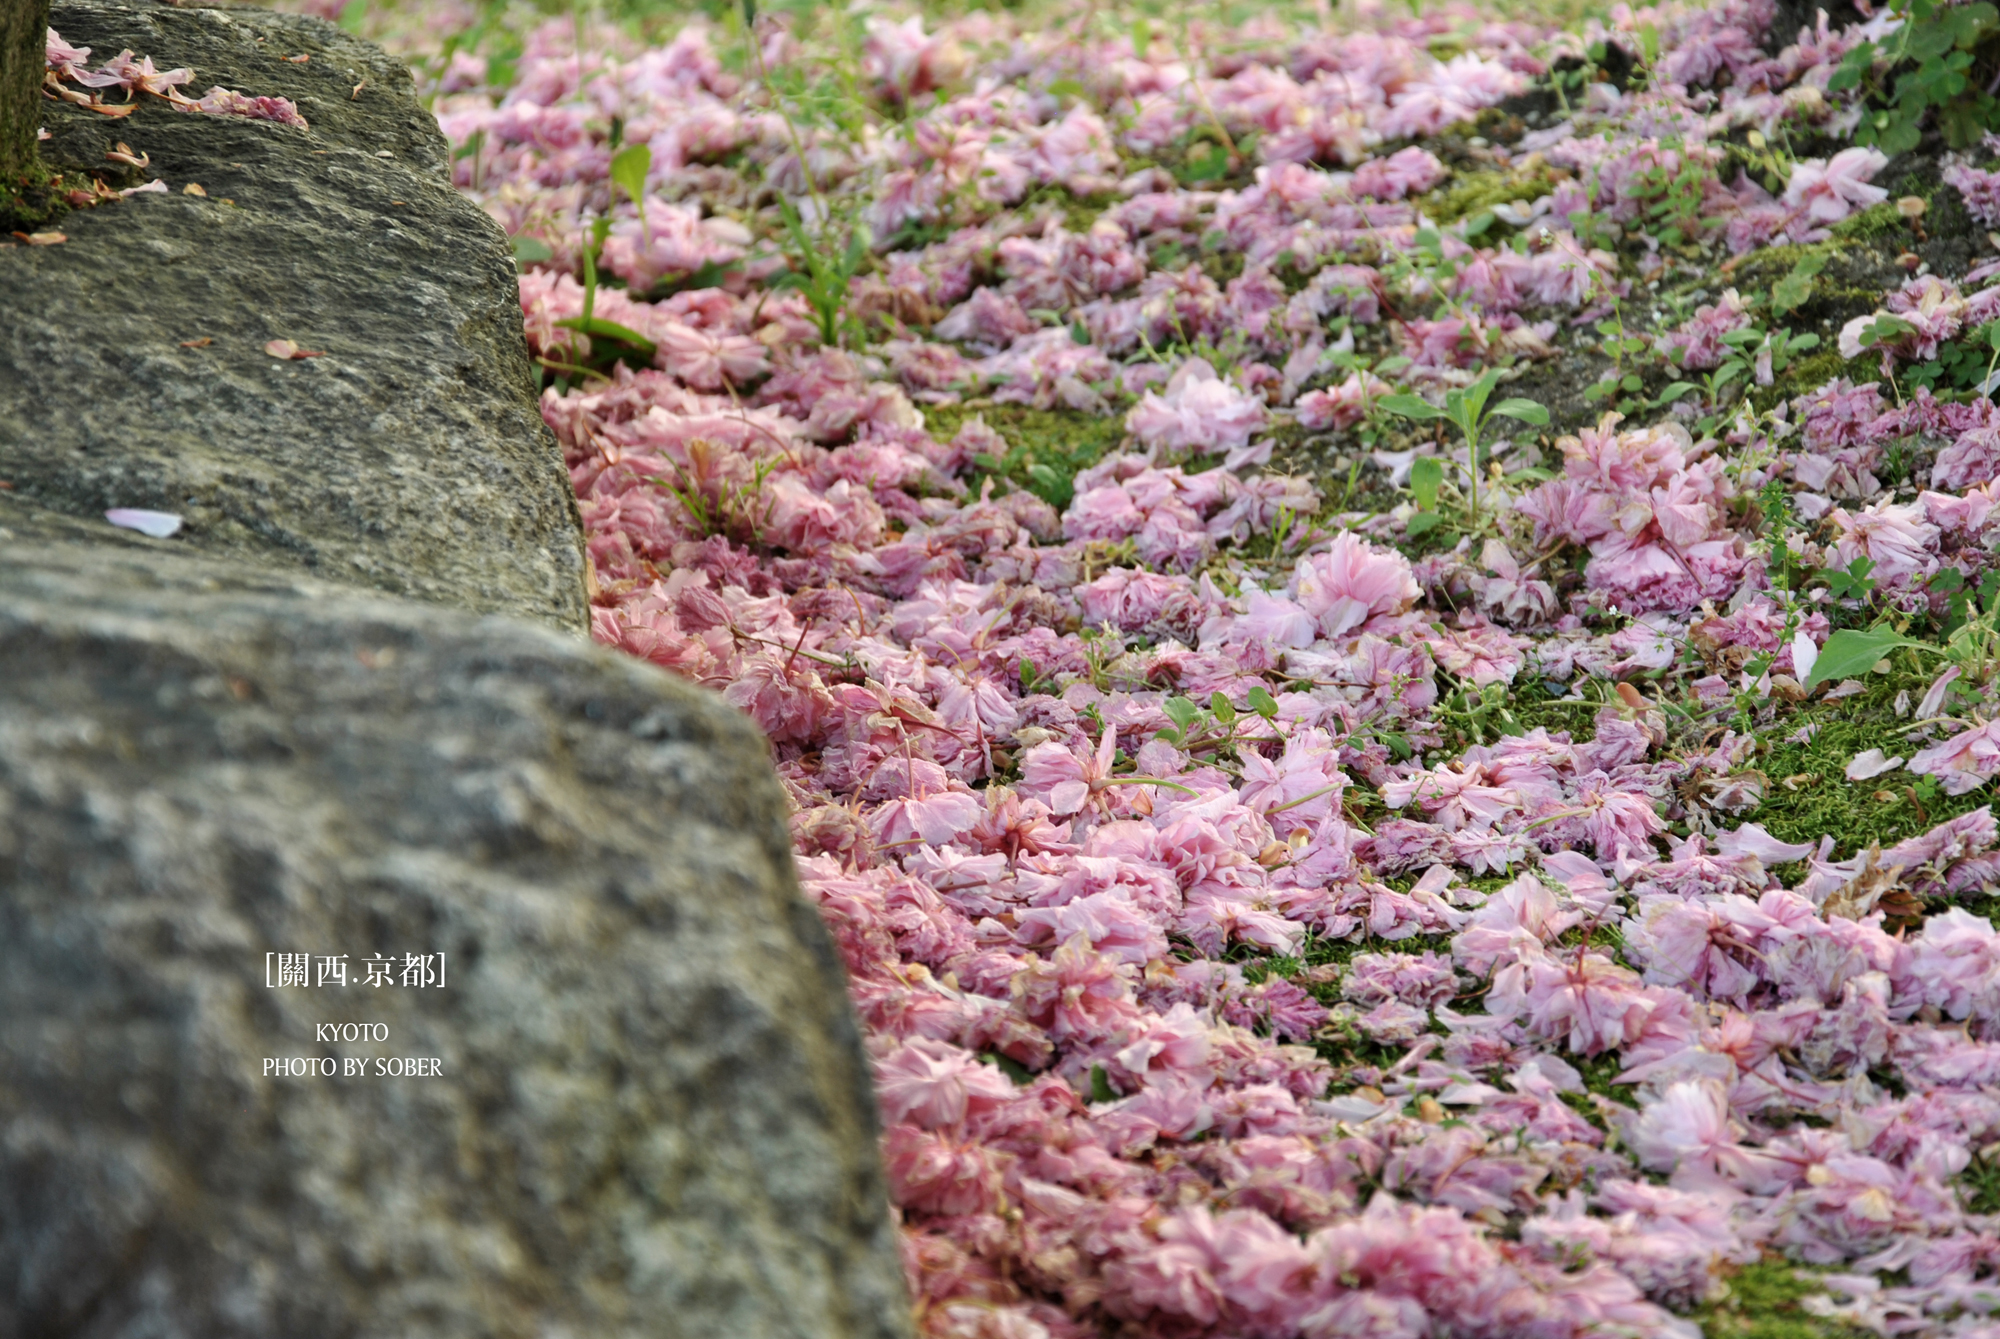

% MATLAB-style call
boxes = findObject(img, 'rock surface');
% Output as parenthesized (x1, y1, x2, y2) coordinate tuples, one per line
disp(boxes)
(2, 0, 589, 632)
(0, 498, 912, 1339)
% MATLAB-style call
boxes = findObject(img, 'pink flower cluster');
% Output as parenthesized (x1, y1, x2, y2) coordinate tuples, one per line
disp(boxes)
(378, 0, 2000, 1331)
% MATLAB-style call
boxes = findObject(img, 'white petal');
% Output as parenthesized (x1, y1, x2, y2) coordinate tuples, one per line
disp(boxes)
(1844, 749, 1904, 781)
(1791, 629, 1819, 685)
(104, 508, 183, 538)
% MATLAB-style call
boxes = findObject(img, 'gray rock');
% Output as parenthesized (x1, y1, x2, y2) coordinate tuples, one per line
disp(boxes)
(0, 500, 912, 1339)
(1, 0, 588, 632)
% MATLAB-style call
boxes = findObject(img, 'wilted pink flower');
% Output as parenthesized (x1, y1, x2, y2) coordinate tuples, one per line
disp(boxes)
(862, 16, 967, 100)
(1627, 1080, 1742, 1176)
(1658, 288, 1751, 370)
(1945, 163, 2000, 229)
(1125, 359, 1268, 458)
(1783, 148, 1888, 224)
(876, 1036, 1016, 1129)
(75, 49, 191, 97)
(655, 320, 768, 389)
(1294, 372, 1389, 431)
(1911, 719, 2000, 796)
(44, 29, 92, 80)
(1825, 498, 1939, 585)
(883, 1124, 1000, 1215)
(1350, 146, 1448, 200)
(183, 86, 310, 127)
(1290, 531, 1419, 637)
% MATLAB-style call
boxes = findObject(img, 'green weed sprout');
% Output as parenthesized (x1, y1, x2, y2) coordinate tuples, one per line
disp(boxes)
(1378, 369, 1550, 528)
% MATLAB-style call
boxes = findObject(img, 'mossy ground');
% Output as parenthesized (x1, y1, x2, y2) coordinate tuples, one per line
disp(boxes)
(0, 161, 67, 234)
(926, 400, 1133, 510)
(1690, 1259, 1876, 1339)
(1742, 671, 1996, 860)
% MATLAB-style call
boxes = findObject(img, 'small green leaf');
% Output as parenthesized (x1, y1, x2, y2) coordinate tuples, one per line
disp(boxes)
(1858, 314, 1918, 347)
(554, 316, 658, 354)
(985, 1052, 1032, 1085)
(511, 236, 553, 264)
(1771, 251, 1827, 315)
(1409, 457, 1444, 510)
(1045, 78, 1087, 100)
(610, 142, 652, 209)
(1803, 627, 1935, 692)
(1490, 398, 1550, 426)
(1089, 1064, 1117, 1104)
(1406, 511, 1445, 537)
(1246, 684, 1278, 719)
(1655, 381, 1698, 404)
(1209, 692, 1237, 727)
(1378, 393, 1446, 421)
(1163, 696, 1201, 732)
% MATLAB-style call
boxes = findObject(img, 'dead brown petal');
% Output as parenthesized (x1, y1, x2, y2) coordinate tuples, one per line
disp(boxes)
(179, 337, 213, 348)
(1896, 196, 1926, 220)
(182, 183, 207, 196)
(263, 338, 327, 360)
(13, 231, 67, 246)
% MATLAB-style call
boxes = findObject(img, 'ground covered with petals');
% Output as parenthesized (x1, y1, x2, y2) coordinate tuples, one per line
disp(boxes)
(242, 0, 2000, 1332)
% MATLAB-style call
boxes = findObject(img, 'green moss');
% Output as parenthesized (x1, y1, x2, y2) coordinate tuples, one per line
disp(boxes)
(924, 401, 1129, 509)
(1829, 199, 1912, 242)
(1421, 166, 1561, 226)
(1726, 238, 1843, 289)
(1748, 346, 1881, 410)
(1737, 672, 1995, 863)
(1684, 1259, 1874, 1339)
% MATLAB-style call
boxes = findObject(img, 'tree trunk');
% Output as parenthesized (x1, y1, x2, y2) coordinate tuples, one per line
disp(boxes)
(2, 0, 53, 183)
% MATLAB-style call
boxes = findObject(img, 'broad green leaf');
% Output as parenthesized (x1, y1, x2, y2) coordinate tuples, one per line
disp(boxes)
(1247, 684, 1278, 719)
(1409, 456, 1444, 510)
(554, 316, 657, 353)
(1802, 627, 1935, 692)
(1772, 251, 1827, 315)
(1655, 381, 1698, 404)
(511, 236, 553, 264)
(1379, 393, 1445, 421)
(1490, 398, 1550, 426)
(1859, 314, 1917, 346)
(1406, 510, 1446, 537)
(1209, 692, 1237, 727)
(1163, 696, 1201, 731)
(610, 142, 651, 209)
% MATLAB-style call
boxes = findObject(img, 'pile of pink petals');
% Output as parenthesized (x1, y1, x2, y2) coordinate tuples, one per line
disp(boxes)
(383, 0, 2000, 1333)
(44, 29, 310, 128)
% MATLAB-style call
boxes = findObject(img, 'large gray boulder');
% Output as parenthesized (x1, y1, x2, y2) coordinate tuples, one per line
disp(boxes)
(0, 500, 912, 1339)
(2, 0, 589, 632)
